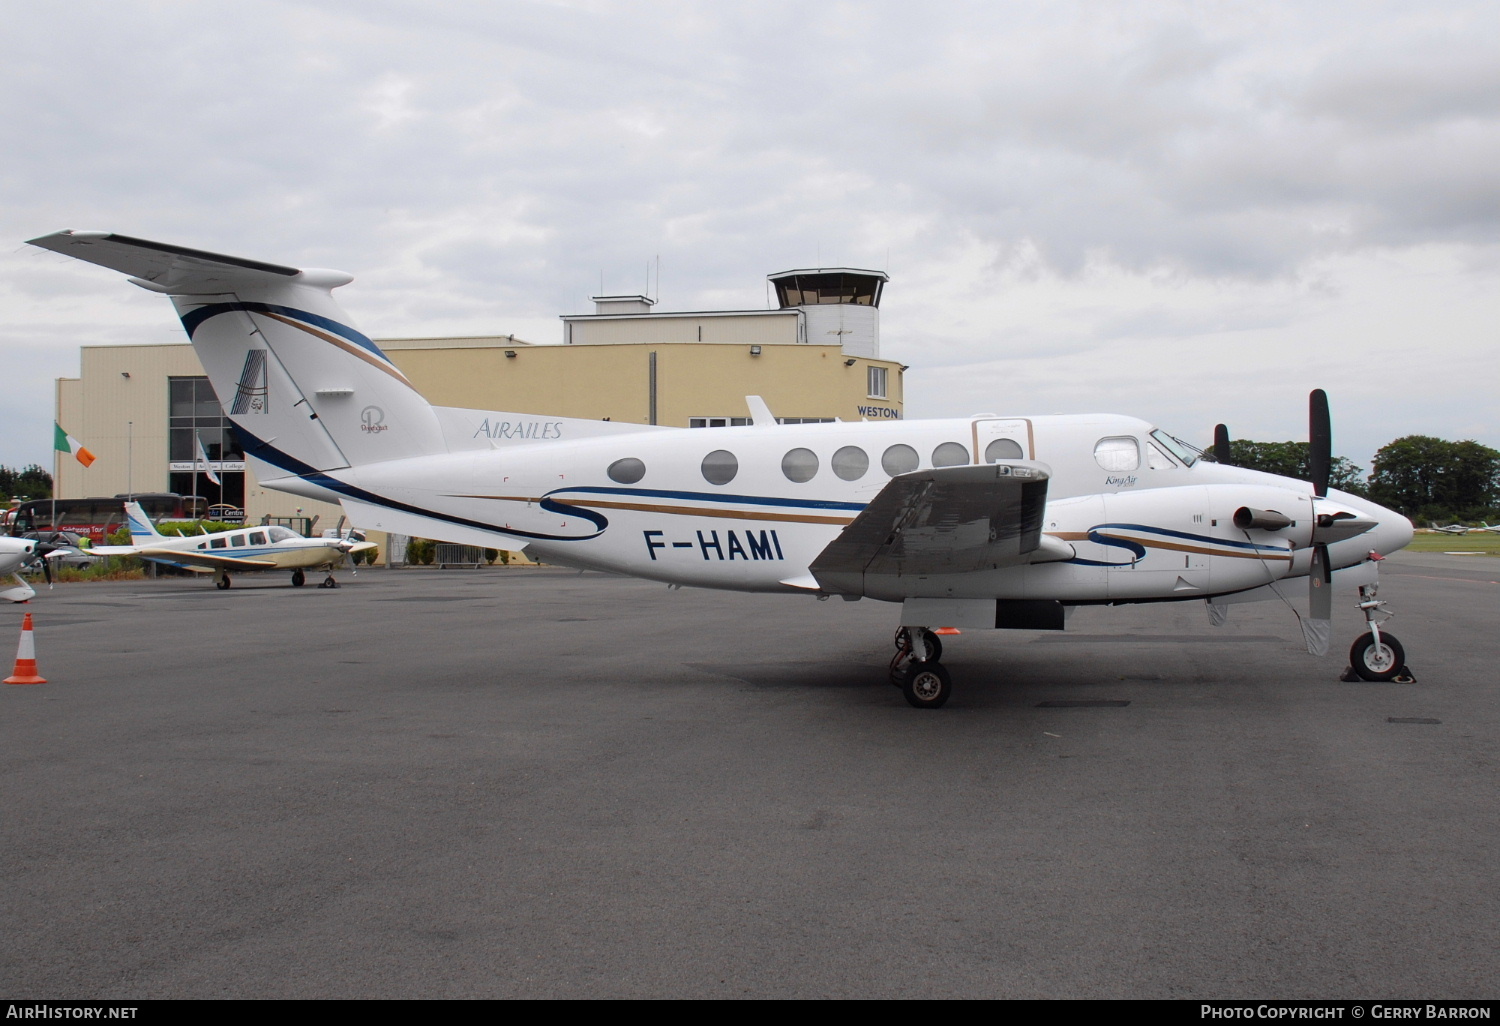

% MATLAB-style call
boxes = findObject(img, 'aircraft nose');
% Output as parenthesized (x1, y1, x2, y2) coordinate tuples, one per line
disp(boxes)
(1373, 502, 1414, 556)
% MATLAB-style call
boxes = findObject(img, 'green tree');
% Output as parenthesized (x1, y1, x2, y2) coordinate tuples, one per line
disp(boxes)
(1209, 441, 1365, 493)
(0, 464, 52, 500)
(1368, 436, 1500, 521)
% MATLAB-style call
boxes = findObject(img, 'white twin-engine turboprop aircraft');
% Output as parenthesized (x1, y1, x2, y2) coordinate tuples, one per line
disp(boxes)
(29, 231, 1416, 707)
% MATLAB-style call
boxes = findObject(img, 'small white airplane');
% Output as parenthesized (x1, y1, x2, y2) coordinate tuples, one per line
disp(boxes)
(92, 501, 374, 590)
(1473, 523, 1500, 535)
(1429, 522, 1472, 535)
(30, 230, 1417, 704)
(1, 537, 45, 602)
(0, 532, 80, 602)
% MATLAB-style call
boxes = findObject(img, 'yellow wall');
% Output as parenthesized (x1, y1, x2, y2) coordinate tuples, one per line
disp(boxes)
(391, 342, 904, 426)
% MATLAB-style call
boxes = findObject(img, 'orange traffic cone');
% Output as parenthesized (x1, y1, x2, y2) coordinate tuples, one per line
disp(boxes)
(933, 627, 961, 635)
(5, 613, 46, 685)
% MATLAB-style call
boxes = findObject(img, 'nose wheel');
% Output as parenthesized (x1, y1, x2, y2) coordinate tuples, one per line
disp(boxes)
(1347, 582, 1411, 682)
(1350, 631, 1405, 682)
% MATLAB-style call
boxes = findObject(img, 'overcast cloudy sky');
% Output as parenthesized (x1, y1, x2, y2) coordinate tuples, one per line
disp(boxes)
(3, 0, 1497, 475)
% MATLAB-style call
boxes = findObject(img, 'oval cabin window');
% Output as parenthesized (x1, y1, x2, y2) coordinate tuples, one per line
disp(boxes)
(781, 448, 818, 483)
(985, 438, 1024, 462)
(932, 442, 969, 467)
(831, 446, 869, 481)
(701, 449, 739, 485)
(608, 457, 646, 484)
(881, 444, 919, 476)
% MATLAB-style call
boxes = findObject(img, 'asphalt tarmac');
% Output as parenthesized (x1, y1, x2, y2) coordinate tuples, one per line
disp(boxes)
(2, 551, 1496, 999)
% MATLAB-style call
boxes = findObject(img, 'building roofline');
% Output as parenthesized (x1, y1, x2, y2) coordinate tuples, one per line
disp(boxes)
(561, 308, 797, 322)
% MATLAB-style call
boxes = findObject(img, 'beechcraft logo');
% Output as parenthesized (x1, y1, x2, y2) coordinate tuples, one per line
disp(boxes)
(231, 349, 269, 414)
(360, 406, 388, 433)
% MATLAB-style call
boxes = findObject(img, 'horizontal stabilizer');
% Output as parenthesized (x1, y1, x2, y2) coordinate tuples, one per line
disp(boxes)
(26, 230, 328, 295)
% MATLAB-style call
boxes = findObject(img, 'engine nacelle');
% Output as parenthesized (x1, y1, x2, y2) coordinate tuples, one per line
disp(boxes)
(1233, 506, 1293, 531)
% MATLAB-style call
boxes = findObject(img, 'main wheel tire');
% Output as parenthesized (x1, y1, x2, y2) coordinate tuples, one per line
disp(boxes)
(291, 570, 306, 587)
(1350, 632, 1405, 682)
(216, 574, 231, 590)
(903, 660, 952, 709)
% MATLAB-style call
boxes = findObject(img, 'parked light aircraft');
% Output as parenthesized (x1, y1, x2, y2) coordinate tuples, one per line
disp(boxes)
(91, 501, 373, 589)
(1, 537, 44, 602)
(1429, 522, 1472, 535)
(29, 230, 1417, 705)
(0, 532, 81, 602)
(1473, 523, 1500, 535)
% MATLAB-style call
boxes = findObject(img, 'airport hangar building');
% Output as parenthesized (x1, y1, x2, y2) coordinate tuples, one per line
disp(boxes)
(52, 267, 905, 556)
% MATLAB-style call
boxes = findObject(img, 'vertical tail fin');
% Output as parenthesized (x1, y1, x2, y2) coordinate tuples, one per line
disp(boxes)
(123, 502, 163, 544)
(27, 232, 451, 483)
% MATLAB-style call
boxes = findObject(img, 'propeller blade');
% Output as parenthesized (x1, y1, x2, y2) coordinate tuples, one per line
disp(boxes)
(41, 551, 53, 588)
(1303, 543, 1332, 656)
(1213, 424, 1232, 466)
(1309, 389, 1331, 497)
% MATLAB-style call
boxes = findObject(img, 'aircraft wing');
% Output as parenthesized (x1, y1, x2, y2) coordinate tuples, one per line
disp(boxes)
(809, 462, 1070, 595)
(133, 548, 281, 571)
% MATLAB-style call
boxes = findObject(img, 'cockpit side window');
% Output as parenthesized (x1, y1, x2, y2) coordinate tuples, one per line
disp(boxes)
(1150, 429, 1198, 467)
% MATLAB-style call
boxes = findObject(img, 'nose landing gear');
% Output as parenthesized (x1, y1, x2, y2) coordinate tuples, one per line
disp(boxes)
(1348, 582, 1409, 682)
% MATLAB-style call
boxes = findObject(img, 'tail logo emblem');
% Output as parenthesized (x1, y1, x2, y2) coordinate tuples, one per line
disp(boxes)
(231, 349, 269, 414)
(361, 406, 388, 433)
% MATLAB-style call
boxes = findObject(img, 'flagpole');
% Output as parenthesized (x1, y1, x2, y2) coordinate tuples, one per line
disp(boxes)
(127, 421, 134, 500)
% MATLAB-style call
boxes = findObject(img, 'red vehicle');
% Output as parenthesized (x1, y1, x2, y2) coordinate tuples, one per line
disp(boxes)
(3, 494, 206, 544)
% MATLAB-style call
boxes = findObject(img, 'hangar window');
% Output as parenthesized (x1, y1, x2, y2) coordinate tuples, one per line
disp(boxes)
(1094, 436, 1140, 472)
(881, 444, 919, 476)
(985, 438, 1024, 462)
(782, 448, 819, 483)
(832, 446, 868, 481)
(701, 449, 738, 486)
(932, 442, 969, 467)
(608, 458, 646, 484)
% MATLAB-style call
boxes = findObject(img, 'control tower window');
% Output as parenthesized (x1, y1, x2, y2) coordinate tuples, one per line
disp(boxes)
(771, 271, 884, 308)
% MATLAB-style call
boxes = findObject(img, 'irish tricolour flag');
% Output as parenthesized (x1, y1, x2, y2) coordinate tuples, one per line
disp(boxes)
(54, 422, 96, 467)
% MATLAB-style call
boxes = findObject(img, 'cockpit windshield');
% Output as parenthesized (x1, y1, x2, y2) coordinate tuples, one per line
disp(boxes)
(1149, 429, 1198, 467)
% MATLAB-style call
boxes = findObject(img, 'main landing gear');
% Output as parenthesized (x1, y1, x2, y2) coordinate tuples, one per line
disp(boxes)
(294, 566, 341, 589)
(214, 570, 231, 590)
(891, 627, 952, 709)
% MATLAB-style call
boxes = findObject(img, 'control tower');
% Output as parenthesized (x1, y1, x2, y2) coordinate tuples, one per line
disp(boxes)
(767, 267, 889, 359)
